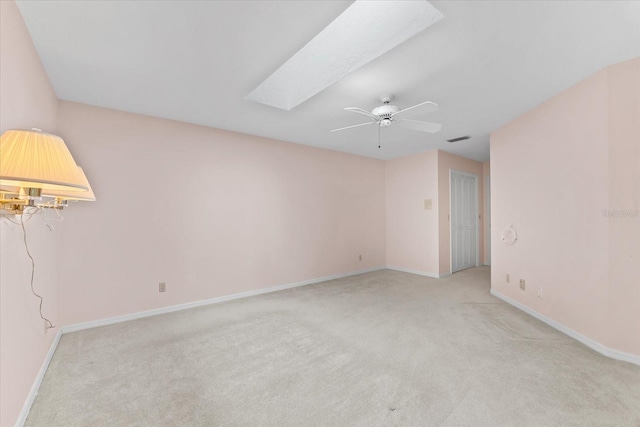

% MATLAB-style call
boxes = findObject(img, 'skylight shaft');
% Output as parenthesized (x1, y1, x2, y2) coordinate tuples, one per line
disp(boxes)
(246, 0, 444, 111)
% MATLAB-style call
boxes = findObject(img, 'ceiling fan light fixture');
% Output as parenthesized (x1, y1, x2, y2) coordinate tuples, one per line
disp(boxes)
(246, 0, 444, 111)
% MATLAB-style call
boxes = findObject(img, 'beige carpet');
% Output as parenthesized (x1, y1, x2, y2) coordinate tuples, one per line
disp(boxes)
(26, 267, 640, 426)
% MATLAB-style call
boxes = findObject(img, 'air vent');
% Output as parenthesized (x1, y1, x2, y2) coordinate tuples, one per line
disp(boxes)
(447, 135, 471, 143)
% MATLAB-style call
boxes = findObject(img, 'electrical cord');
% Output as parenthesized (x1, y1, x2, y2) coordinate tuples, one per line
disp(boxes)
(20, 211, 55, 329)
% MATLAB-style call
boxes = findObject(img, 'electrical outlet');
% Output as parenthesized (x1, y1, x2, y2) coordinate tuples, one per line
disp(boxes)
(537, 287, 543, 298)
(506, 274, 510, 283)
(159, 282, 167, 293)
(359, 255, 362, 261)
(519, 279, 526, 291)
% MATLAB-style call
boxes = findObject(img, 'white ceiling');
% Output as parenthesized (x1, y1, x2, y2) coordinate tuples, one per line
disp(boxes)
(16, 0, 640, 162)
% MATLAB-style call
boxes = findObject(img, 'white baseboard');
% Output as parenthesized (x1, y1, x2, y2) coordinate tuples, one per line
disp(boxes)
(62, 266, 385, 334)
(16, 329, 62, 427)
(490, 289, 640, 366)
(386, 266, 450, 279)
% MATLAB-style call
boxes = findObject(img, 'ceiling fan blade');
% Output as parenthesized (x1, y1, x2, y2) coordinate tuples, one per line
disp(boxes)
(330, 121, 377, 133)
(391, 101, 438, 118)
(397, 119, 442, 133)
(344, 107, 377, 119)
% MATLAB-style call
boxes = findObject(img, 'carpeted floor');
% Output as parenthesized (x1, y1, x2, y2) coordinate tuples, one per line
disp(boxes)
(26, 267, 640, 426)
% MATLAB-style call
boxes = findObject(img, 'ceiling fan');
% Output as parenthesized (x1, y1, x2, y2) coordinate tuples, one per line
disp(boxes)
(331, 96, 442, 133)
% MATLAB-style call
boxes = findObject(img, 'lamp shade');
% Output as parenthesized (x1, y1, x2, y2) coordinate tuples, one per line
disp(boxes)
(43, 167, 96, 201)
(0, 185, 19, 196)
(0, 129, 88, 192)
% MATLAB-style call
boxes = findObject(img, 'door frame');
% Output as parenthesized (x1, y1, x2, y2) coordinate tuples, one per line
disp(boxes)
(449, 169, 480, 273)
(484, 175, 491, 266)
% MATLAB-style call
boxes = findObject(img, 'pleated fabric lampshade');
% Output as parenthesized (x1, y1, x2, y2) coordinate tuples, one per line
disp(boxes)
(43, 167, 96, 201)
(0, 129, 88, 192)
(0, 185, 20, 196)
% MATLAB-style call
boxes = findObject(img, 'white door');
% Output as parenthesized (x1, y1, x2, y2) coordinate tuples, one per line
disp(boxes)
(451, 171, 478, 273)
(485, 176, 491, 266)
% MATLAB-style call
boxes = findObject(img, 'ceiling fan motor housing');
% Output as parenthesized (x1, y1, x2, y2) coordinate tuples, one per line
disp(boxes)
(372, 104, 399, 119)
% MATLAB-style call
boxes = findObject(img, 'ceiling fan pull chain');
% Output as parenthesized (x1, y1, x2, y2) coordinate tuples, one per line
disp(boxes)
(378, 124, 381, 149)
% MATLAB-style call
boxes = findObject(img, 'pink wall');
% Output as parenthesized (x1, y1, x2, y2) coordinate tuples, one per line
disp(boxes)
(385, 149, 485, 277)
(437, 150, 485, 275)
(55, 102, 386, 326)
(385, 150, 439, 274)
(605, 59, 640, 354)
(0, 1, 60, 425)
(491, 58, 639, 357)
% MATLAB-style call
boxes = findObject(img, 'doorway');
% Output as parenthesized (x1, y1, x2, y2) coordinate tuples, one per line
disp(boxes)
(450, 170, 479, 273)
(484, 176, 491, 266)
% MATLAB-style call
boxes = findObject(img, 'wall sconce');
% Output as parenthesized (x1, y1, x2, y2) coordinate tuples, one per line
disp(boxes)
(0, 128, 95, 331)
(0, 129, 95, 214)
(1, 166, 95, 210)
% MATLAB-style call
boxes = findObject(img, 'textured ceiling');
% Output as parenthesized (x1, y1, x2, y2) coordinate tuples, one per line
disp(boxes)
(16, 0, 640, 161)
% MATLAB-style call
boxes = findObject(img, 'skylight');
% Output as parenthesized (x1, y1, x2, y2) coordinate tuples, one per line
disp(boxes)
(245, 0, 444, 111)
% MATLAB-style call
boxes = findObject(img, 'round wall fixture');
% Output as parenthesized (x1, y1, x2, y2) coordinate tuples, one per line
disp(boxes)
(501, 223, 518, 245)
